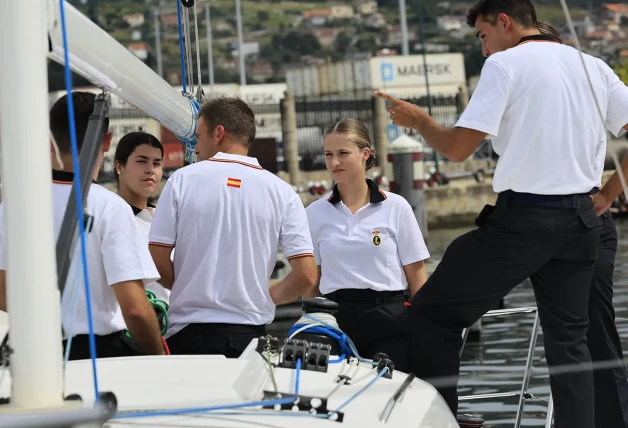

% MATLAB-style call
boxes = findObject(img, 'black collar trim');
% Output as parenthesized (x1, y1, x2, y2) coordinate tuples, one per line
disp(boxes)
(51, 169, 97, 184)
(327, 179, 387, 204)
(517, 34, 559, 45)
(129, 202, 156, 216)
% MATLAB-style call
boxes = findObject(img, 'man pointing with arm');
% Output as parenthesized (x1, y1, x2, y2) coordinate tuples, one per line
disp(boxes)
(374, 1, 628, 427)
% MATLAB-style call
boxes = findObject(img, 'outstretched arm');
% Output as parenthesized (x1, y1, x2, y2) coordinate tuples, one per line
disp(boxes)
(374, 91, 487, 162)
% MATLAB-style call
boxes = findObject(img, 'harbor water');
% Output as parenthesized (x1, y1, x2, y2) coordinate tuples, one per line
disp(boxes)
(270, 217, 628, 428)
(428, 219, 628, 427)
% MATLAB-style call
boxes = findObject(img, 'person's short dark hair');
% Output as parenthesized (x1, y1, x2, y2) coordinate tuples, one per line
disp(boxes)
(198, 97, 256, 148)
(466, 0, 538, 29)
(49, 91, 110, 155)
(113, 132, 164, 186)
(537, 20, 562, 43)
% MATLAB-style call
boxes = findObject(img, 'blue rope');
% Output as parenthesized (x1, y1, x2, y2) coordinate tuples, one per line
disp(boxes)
(333, 367, 389, 412)
(287, 314, 375, 365)
(295, 358, 301, 395)
(178, 98, 200, 164)
(114, 397, 297, 419)
(58, 0, 100, 401)
(176, 0, 187, 93)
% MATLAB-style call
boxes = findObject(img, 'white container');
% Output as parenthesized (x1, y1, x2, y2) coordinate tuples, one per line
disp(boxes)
(369, 53, 466, 89)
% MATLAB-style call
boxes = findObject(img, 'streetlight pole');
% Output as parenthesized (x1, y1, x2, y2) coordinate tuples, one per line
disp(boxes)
(205, 2, 215, 96)
(399, 0, 409, 55)
(153, 8, 163, 78)
(235, 0, 246, 85)
(416, 1, 439, 173)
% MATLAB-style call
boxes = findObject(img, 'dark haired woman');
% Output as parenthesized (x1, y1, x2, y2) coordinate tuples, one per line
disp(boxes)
(113, 131, 170, 302)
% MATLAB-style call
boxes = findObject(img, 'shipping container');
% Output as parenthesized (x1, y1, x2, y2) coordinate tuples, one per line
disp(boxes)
(353, 59, 371, 91)
(368, 53, 466, 90)
(317, 63, 333, 95)
(286, 68, 305, 97)
(335, 60, 355, 94)
(318, 61, 358, 95)
(302, 66, 320, 97)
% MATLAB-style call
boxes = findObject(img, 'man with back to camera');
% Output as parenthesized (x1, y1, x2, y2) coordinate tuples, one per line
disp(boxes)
(149, 96, 318, 357)
(374, 0, 628, 426)
(0, 92, 166, 359)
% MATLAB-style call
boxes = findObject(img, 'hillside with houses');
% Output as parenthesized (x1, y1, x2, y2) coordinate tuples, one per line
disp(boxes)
(59, 0, 628, 90)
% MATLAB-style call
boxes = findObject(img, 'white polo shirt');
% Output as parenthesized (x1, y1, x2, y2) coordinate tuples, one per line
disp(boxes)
(148, 151, 314, 338)
(456, 35, 628, 194)
(129, 203, 171, 302)
(306, 179, 430, 295)
(0, 170, 160, 338)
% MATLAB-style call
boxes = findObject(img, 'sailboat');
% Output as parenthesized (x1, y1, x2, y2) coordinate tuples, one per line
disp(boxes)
(0, 1, 464, 426)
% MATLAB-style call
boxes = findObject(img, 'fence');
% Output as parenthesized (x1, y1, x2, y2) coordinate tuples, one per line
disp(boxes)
(91, 90, 466, 181)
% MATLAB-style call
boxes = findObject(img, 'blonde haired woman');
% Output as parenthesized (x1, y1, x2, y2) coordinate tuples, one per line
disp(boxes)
(304, 118, 429, 372)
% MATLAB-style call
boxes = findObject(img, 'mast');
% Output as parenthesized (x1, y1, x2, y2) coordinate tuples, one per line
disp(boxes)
(0, 0, 65, 408)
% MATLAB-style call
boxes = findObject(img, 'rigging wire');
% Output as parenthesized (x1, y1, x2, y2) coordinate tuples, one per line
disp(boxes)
(58, 0, 100, 401)
(176, 0, 187, 94)
(558, 0, 628, 203)
(193, 3, 204, 102)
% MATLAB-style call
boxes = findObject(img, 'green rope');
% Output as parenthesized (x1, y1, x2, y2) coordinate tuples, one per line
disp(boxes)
(124, 289, 169, 339)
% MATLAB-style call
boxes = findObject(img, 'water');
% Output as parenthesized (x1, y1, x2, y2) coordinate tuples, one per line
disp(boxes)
(425, 219, 628, 427)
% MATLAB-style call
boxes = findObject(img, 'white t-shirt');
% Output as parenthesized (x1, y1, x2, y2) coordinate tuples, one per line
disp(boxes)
(129, 203, 170, 303)
(0, 170, 160, 338)
(149, 152, 314, 338)
(306, 179, 430, 295)
(456, 38, 628, 194)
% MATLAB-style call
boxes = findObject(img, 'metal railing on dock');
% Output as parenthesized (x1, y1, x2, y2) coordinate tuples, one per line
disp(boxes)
(458, 306, 554, 428)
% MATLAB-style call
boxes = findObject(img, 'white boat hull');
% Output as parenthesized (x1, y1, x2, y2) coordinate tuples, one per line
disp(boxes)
(0, 313, 459, 427)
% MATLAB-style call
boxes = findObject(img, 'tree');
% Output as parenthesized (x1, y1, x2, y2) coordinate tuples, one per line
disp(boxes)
(334, 32, 352, 53)
(615, 59, 628, 86)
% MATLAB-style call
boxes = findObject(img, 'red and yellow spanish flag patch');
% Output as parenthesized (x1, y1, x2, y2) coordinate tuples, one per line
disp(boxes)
(227, 177, 242, 188)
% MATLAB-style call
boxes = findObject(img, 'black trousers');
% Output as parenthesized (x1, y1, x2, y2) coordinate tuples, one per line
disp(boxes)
(408, 191, 599, 428)
(325, 289, 410, 373)
(62, 331, 142, 361)
(166, 323, 265, 357)
(589, 211, 628, 427)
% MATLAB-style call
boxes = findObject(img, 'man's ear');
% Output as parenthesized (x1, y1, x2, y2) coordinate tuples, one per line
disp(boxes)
(214, 125, 225, 145)
(102, 132, 113, 153)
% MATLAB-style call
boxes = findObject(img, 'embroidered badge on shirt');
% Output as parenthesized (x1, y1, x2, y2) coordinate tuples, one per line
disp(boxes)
(227, 177, 241, 188)
(372, 230, 381, 246)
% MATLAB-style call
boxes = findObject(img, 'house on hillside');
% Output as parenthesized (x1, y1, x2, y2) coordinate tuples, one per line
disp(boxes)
(303, 9, 330, 26)
(328, 3, 354, 19)
(353, 0, 377, 15)
(602, 3, 628, 24)
(123, 13, 145, 28)
(127, 42, 151, 61)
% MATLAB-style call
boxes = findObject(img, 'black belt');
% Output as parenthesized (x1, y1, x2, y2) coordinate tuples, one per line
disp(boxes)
(324, 289, 406, 304)
(496, 188, 598, 209)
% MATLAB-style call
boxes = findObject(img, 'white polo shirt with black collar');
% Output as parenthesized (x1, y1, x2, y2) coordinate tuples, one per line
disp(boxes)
(456, 34, 628, 194)
(128, 203, 171, 303)
(148, 151, 314, 338)
(0, 170, 160, 338)
(306, 179, 430, 295)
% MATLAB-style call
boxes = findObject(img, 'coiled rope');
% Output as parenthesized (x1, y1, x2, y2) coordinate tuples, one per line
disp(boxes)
(287, 313, 376, 366)
(124, 290, 170, 338)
